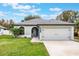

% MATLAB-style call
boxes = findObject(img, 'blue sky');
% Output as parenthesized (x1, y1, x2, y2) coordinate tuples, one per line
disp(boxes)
(0, 3, 79, 22)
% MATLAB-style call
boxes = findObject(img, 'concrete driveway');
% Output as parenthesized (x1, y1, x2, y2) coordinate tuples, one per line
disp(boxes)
(43, 41, 79, 56)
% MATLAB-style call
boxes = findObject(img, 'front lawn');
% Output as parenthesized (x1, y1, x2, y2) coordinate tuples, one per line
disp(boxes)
(0, 35, 49, 56)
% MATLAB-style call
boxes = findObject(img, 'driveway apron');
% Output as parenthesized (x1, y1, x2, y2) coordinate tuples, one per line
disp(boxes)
(43, 41, 79, 56)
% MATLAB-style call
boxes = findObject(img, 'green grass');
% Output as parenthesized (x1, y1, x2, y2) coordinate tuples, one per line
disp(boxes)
(0, 35, 49, 56)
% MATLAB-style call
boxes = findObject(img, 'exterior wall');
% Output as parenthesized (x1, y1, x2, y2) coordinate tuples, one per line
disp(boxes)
(0, 29, 12, 35)
(71, 26, 74, 40)
(15, 25, 74, 40)
(0, 29, 4, 35)
(39, 26, 74, 40)
(14, 26, 37, 38)
(24, 26, 36, 37)
(2, 30, 12, 35)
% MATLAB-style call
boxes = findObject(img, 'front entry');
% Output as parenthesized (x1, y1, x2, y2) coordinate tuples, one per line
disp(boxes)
(31, 27, 39, 38)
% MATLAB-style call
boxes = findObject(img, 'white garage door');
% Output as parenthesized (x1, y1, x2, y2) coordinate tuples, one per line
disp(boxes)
(42, 28, 71, 40)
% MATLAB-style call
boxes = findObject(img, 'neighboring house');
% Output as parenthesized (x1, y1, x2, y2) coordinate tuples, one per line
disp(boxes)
(0, 26, 12, 35)
(14, 18, 74, 41)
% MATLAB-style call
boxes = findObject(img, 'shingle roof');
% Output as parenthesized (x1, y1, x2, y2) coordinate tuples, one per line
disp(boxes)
(14, 18, 74, 26)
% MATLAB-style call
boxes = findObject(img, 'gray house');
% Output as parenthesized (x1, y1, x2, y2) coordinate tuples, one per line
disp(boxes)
(14, 18, 74, 41)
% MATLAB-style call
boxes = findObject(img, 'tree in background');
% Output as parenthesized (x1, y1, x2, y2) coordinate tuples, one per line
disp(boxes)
(56, 10, 79, 23)
(9, 19, 14, 29)
(0, 19, 14, 29)
(74, 19, 79, 36)
(22, 15, 41, 21)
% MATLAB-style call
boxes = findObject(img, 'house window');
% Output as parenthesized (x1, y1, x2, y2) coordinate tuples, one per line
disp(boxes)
(19, 27, 24, 35)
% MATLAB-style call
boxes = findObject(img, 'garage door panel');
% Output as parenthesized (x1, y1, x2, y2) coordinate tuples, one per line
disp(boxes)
(42, 28, 71, 40)
(43, 35, 70, 40)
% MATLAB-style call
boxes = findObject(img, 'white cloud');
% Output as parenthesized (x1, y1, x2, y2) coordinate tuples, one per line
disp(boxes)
(29, 8, 41, 14)
(1, 4, 62, 20)
(2, 3, 8, 6)
(0, 11, 6, 16)
(57, 11, 62, 15)
(20, 8, 40, 12)
(40, 14, 57, 19)
(32, 5, 36, 8)
(2, 3, 31, 10)
(2, 3, 41, 15)
(2, 3, 18, 7)
(40, 11, 62, 19)
(13, 13, 27, 16)
(13, 5, 31, 10)
(49, 8, 62, 12)
(19, 8, 41, 15)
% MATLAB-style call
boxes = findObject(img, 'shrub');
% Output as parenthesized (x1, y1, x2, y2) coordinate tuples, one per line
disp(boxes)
(10, 28, 21, 38)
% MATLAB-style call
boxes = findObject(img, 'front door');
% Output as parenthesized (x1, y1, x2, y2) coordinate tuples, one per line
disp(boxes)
(31, 27, 39, 38)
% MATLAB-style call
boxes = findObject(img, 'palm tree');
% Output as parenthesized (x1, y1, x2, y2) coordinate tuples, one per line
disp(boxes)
(56, 10, 78, 23)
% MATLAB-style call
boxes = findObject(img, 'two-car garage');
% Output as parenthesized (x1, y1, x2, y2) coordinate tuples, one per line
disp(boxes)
(40, 26, 74, 41)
